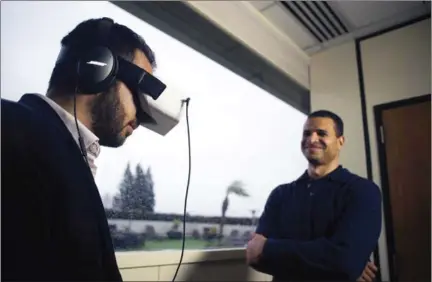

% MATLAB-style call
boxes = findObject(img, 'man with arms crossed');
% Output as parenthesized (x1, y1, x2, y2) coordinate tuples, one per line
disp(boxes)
(2, 18, 163, 281)
(247, 110, 381, 282)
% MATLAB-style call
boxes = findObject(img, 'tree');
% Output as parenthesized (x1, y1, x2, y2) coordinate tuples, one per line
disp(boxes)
(133, 164, 155, 215)
(116, 162, 135, 228)
(145, 167, 155, 212)
(219, 180, 249, 244)
(114, 163, 156, 221)
(112, 196, 122, 212)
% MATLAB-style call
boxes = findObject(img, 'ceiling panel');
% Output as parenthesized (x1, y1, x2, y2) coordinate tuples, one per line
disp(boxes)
(261, 3, 318, 49)
(330, 1, 425, 28)
(248, 1, 430, 55)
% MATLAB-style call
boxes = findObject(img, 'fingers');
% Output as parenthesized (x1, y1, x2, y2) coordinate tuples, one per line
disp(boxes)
(358, 261, 378, 282)
(362, 270, 375, 282)
(368, 261, 378, 272)
(365, 267, 376, 279)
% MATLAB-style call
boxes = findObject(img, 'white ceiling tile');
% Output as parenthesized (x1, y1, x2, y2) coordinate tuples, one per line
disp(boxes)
(330, 1, 424, 29)
(261, 3, 318, 50)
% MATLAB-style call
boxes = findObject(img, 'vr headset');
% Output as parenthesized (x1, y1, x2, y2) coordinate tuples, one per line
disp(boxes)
(55, 17, 169, 129)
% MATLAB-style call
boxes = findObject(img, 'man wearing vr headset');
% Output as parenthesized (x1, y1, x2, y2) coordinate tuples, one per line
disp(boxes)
(2, 18, 165, 281)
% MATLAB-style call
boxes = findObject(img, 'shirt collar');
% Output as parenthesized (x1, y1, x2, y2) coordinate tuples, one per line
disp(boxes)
(36, 94, 100, 158)
(297, 165, 351, 183)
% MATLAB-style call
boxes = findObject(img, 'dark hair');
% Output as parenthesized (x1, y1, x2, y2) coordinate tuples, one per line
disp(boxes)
(47, 17, 156, 94)
(308, 110, 344, 137)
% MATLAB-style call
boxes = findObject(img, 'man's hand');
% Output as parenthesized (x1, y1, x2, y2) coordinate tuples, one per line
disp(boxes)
(246, 233, 267, 264)
(357, 261, 378, 282)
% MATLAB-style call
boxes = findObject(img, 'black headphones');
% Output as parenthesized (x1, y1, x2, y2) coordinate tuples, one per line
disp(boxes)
(56, 17, 166, 106)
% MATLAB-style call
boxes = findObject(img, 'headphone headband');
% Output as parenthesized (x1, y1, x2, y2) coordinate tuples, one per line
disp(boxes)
(96, 18, 114, 46)
(55, 18, 115, 67)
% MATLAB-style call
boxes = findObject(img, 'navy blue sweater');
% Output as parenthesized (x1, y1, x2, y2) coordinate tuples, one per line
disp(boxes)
(251, 166, 381, 281)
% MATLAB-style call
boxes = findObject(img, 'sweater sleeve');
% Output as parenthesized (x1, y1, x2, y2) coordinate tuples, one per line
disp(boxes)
(249, 185, 294, 277)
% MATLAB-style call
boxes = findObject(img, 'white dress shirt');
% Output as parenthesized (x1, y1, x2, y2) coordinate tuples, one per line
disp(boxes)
(36, 94, 100, 177)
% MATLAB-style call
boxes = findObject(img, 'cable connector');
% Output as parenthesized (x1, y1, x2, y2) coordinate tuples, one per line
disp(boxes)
(181, 97, 191, 105)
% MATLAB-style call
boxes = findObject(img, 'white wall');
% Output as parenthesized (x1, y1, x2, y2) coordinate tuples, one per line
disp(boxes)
(361, 18, 431, 282)
(361, 17, 431, 204)
(310, 18, 431, 282)
(310, 41, 367, 178)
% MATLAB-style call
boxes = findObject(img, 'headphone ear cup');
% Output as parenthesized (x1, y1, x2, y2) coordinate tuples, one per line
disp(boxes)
(76, 46, 118, 94)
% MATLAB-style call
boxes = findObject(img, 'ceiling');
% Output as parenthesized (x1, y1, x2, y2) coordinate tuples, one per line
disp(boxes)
(113, 1, 430, 113)
(249, 1, 431, 55)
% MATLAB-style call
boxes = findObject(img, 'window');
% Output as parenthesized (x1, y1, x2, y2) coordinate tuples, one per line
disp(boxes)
(2, 1, 307, 253)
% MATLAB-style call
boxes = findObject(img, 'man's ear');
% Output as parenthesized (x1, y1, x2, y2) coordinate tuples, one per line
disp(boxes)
(338, 135, 345, 148)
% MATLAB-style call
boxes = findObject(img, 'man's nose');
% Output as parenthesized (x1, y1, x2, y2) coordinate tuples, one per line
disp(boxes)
(308, 132, 320, 143)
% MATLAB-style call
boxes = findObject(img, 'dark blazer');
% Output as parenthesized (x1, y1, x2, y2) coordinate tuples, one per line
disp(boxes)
(1, 94, 122, 281)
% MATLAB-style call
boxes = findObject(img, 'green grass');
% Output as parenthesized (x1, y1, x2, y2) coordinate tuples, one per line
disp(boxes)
(143, 238, 212, 251)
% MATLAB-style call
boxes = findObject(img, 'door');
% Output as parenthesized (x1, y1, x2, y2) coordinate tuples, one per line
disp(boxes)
(375, 95, 431, 282)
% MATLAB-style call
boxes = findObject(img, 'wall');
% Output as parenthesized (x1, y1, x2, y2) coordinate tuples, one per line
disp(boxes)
(116, 249, 271, 281)
(310, 41, 367, 178)
(361, 17, 431, 282)
(310, 18, 431, 282)
(361, 17, 431, 209)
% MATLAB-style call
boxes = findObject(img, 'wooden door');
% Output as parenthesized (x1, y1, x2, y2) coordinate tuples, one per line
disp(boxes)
(377, 96, 431, 281)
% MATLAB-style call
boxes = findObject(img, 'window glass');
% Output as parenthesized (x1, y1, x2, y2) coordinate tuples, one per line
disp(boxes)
(1, 1, 307, 252)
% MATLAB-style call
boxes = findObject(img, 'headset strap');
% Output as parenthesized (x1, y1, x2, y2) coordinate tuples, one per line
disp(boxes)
(55, 18, 115, 65)
(97, 17, 114, 46)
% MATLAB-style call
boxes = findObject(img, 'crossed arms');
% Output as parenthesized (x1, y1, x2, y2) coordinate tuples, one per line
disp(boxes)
(247, 180, 382, 281)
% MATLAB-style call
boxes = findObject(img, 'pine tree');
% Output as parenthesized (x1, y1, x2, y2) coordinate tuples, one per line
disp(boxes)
(117, 162, 134, 210)
(113, 163, 156, 219)
(115, 162, 135, 227)
(133, 164, 155, 216)
(145, 167, 155, 213)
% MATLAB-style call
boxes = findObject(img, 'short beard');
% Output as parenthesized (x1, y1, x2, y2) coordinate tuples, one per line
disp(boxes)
(90, 84, 126, 148)
(307, 157, 322, 166)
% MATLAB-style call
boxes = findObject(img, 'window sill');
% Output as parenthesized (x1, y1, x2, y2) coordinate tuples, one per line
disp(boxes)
(116, 247, 246, 269)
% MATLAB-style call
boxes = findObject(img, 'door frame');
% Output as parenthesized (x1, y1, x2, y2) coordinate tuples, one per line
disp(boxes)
(373, 93, 431, 282)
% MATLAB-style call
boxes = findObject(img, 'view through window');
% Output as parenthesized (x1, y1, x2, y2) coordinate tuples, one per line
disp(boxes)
(1, 1, 308, 252)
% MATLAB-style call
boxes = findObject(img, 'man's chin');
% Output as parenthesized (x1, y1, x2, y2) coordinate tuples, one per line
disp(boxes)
(99, 135, 127, 148)
(305, 155, 323, 166)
